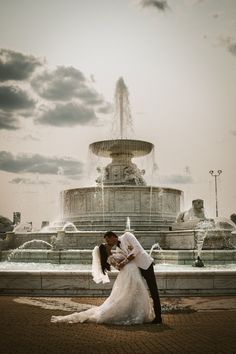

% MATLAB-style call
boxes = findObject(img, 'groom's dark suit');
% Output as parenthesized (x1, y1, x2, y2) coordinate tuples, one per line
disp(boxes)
(117, 232, 162, 323)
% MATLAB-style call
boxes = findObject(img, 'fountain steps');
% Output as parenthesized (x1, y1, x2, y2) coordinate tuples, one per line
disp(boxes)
(2, 250, 236, 265)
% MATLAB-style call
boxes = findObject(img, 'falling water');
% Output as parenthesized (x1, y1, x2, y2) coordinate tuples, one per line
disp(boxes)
(101, 172, 105, 224)
(149, 242, 164, 263)
(62, 222, 78, 232)
(214, 217, 236, 249)
(149, 242, 162, 256)
(195, 220, 215, 258)
(7, 239, 52, 261)
(145, 147, 157, 225)
(95, 166, 106, 224)
(195, 217, 236, 258)
(149, 185, 153, 226)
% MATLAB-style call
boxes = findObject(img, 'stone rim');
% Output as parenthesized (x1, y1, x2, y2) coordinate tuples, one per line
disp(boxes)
(89, 139, 154, 158)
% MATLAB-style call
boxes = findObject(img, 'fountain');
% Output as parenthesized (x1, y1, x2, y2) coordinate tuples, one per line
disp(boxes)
(0, 77, 236, 296)
(61, 77, 181, 232)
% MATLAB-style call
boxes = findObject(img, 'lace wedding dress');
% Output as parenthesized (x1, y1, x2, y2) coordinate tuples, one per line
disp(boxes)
(51, 252, 155, 325)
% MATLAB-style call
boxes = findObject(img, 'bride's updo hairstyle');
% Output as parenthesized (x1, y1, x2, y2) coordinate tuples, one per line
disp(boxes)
(99, 244, 111, 275)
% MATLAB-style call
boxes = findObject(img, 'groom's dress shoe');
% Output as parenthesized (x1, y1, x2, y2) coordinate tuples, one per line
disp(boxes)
(151, 318, 163, 325)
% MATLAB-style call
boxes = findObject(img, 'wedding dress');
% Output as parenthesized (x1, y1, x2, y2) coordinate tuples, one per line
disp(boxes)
(51, 252, 155, 325)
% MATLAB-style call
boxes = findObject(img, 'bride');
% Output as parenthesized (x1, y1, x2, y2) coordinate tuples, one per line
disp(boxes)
(51, 243, 155, 325)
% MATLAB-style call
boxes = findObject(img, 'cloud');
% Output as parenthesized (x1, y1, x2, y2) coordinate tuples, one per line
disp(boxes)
(0, 85, 35, 129)
(0, 50, 110, 131)
(0, 110, 20, 130)
(219, 36, 236, 57)
(160, 174, 194, 184)
(140, 0, 170, 12)
(9, 177, 50, 185)
(22, 134, 40, 141)
(0, 49, 41, 81)
(0, 151, 84, 177)
(31, 66, 105, 106)
(77, 87, 104, 105)
(90, 74, 96, 83)
(97, 103, 113, 114)
(0, 85, 35, 111)
(31, 66, 85, 101)
(212, 13, 220, 19)
(36, 102, 98, 127)
(228, 44, 236, 56)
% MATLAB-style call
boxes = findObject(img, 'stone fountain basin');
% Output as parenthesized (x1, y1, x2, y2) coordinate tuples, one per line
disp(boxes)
(0, 263, 235, 296)
(89, 139, 154, 157)
(61, 186, 182, 232)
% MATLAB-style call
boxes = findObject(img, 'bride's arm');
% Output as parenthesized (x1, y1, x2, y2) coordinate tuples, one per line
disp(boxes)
(108, 254, 128, 270)
(117, 256, 134, 270)
(107, 255, 118, 269)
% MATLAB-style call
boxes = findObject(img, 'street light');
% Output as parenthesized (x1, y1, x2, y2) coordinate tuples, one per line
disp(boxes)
(209, 170, 222, 217)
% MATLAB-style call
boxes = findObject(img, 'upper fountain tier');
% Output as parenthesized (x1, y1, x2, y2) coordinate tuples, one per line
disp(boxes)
(89, 78, 154, 186)
(89, 139, 153, 186)
(89, 139, 153, 185)
(90, 139, 153, 158)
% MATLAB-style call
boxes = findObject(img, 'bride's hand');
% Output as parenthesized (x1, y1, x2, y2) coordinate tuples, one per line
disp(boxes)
(117, 258, 129, 270)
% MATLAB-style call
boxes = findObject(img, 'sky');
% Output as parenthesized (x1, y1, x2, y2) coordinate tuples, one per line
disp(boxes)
(0, 0, 236, 228)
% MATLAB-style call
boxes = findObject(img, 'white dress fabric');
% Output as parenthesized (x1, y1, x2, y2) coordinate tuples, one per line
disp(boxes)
(51, 253, 155, 325)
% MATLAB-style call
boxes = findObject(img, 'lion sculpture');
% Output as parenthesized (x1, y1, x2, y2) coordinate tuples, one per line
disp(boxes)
(172, 199, 207, 230)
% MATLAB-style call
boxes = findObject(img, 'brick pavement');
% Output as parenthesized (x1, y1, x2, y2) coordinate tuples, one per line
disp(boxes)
(0, 296, 236, 354)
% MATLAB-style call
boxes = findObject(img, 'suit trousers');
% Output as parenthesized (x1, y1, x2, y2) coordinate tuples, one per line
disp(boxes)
(139, 263, 162, 321)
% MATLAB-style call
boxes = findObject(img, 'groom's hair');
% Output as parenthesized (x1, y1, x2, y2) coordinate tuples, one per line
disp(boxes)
(103, 230, 117, 238)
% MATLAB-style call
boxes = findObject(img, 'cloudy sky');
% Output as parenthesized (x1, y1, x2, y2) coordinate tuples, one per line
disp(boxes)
(0, 0, 236, 227)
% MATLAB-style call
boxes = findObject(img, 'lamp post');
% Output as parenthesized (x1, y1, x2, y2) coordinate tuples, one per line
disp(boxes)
(209, 170, 222, 217)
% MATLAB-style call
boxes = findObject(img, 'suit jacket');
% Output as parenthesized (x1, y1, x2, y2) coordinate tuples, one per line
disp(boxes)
(117, 232, 153, 270)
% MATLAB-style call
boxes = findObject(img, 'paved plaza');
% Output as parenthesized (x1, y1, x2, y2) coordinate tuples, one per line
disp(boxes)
(0, 296, 236, 354)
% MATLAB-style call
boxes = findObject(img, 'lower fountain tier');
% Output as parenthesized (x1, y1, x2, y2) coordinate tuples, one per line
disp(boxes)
(2, 229, 235, 251)
(61, 186, 182, 231)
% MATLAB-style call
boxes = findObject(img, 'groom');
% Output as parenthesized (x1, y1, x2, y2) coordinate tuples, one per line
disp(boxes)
(104, 230, 162, 325)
